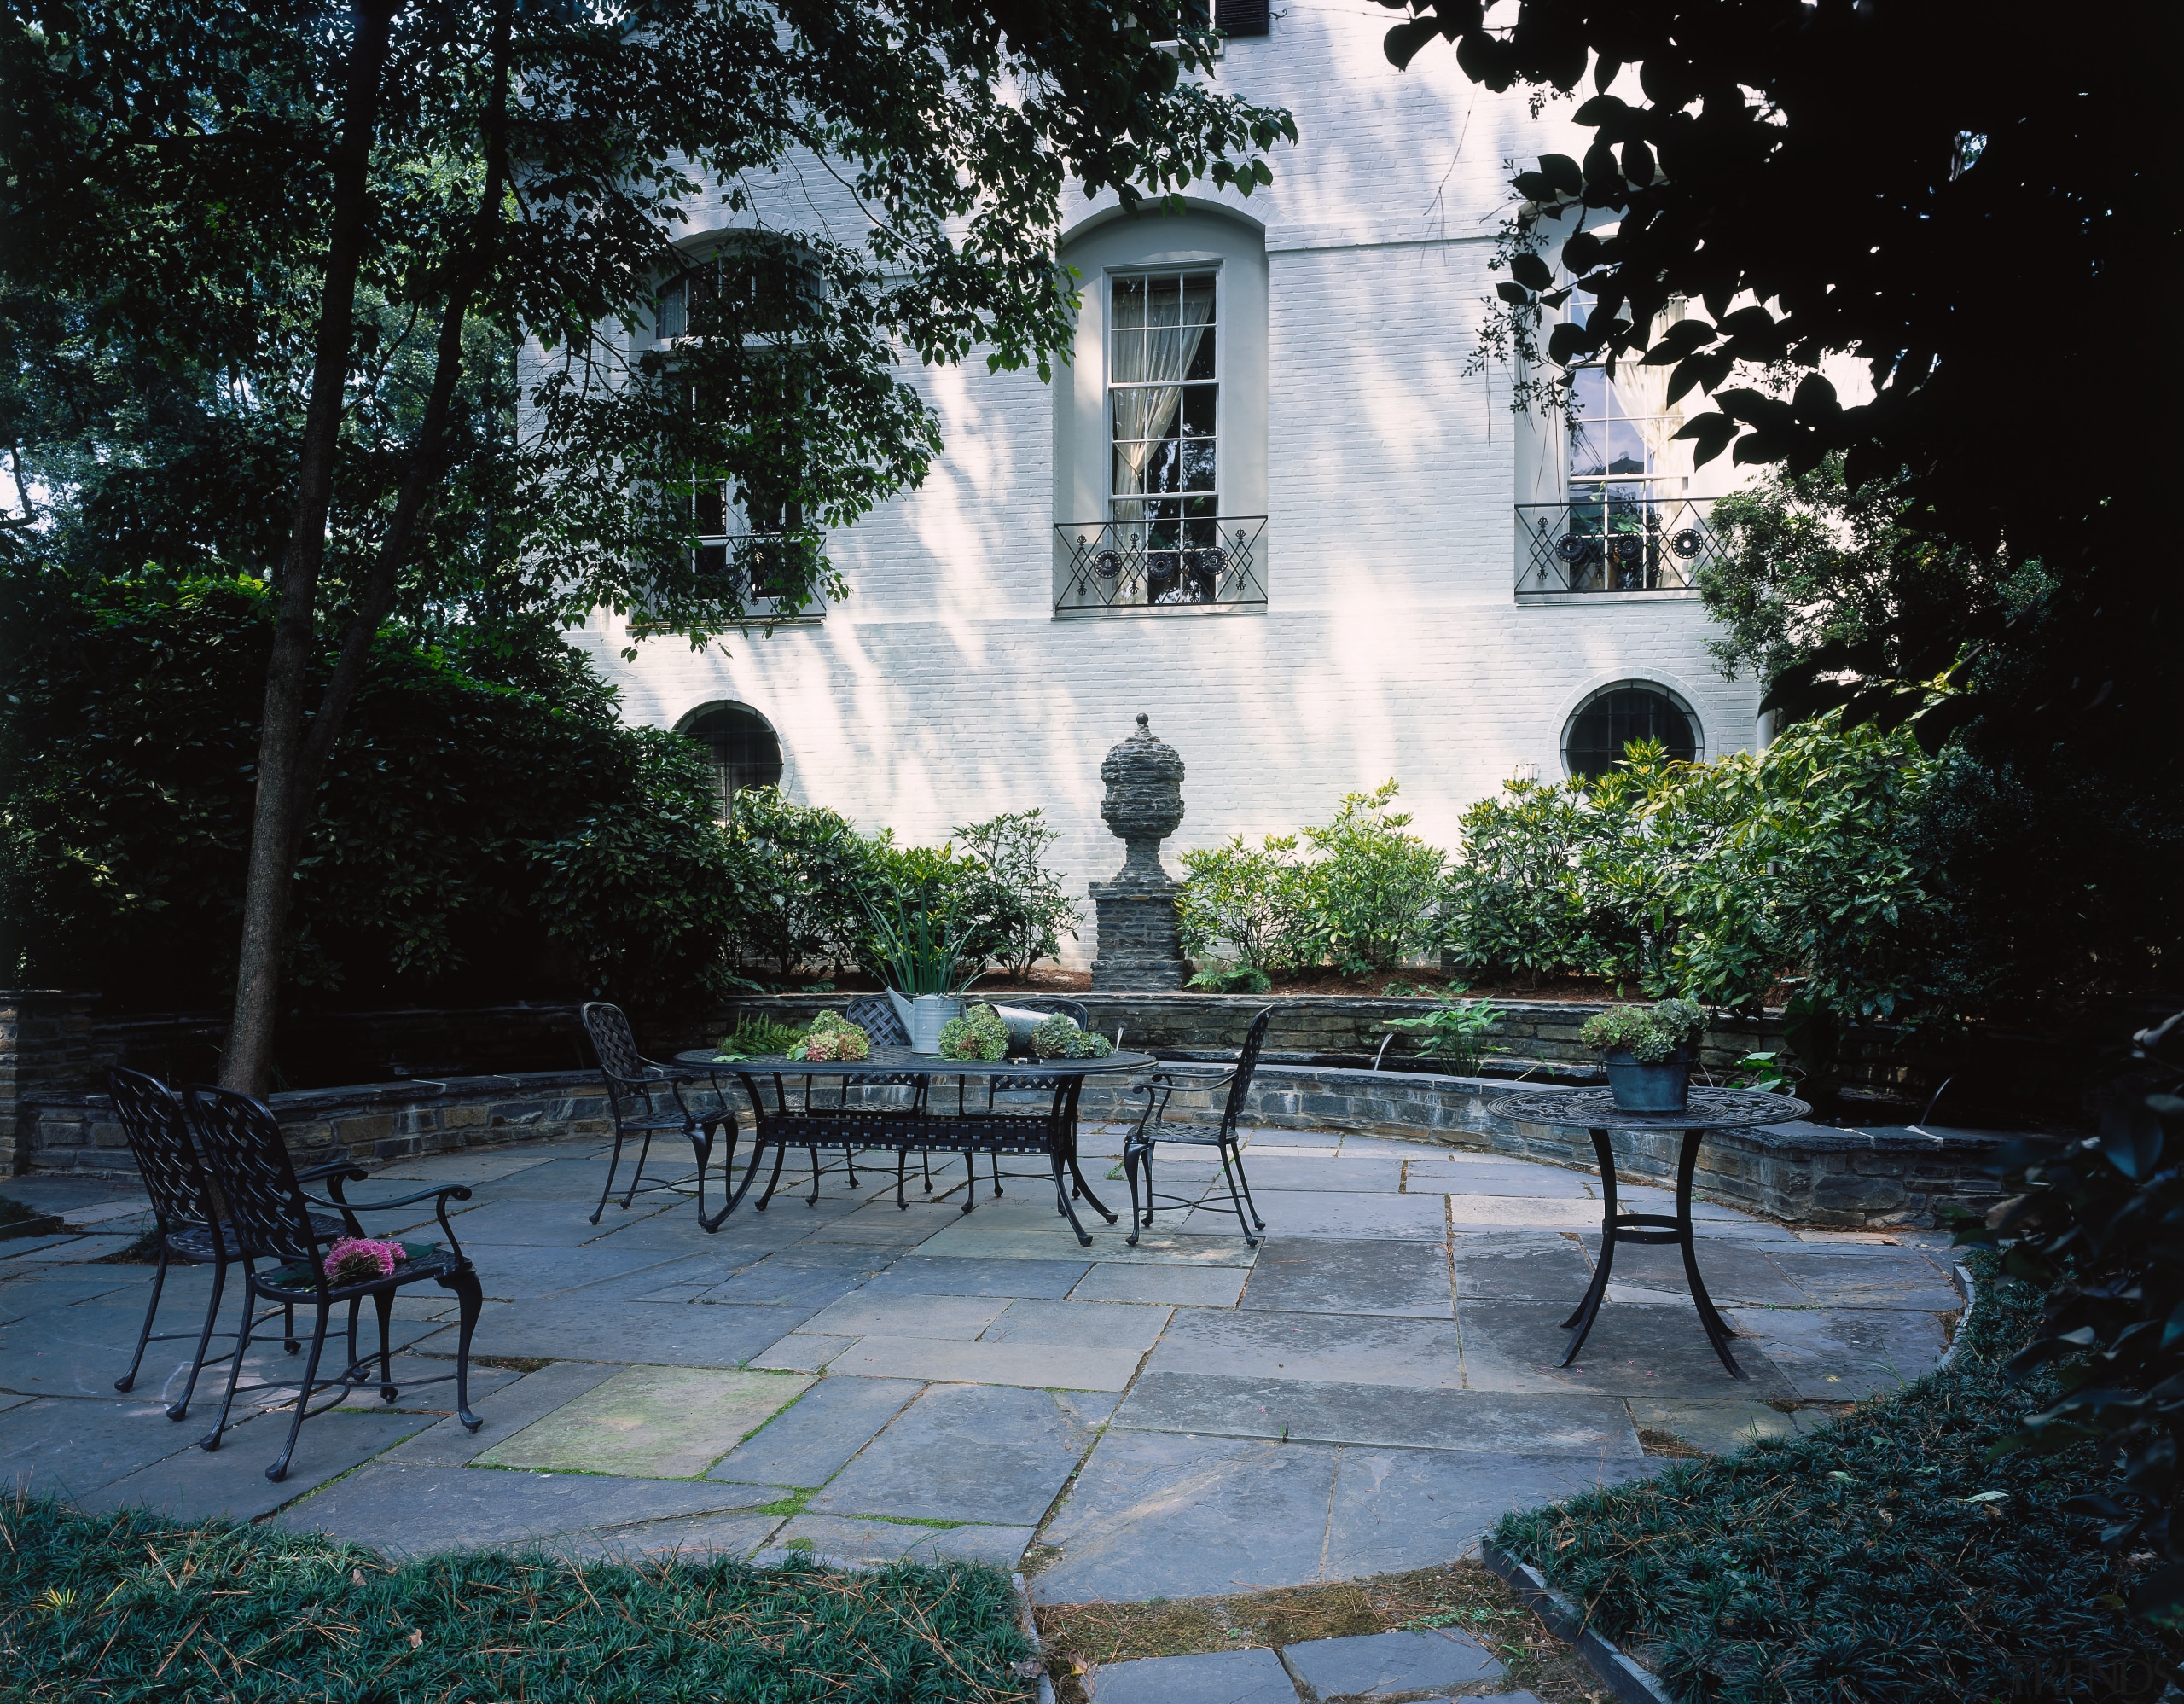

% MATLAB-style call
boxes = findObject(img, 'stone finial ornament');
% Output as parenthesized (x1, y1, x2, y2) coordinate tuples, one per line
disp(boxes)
(1099, 712, 1186, 883)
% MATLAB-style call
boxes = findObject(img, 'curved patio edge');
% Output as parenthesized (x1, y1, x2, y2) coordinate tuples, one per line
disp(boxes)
(17, 1061, 2007, 1230)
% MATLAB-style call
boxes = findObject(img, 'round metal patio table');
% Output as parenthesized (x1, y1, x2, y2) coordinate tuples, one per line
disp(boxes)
(674, 1046, 1154, 1246)
(1490, 1087, 1811, 1379)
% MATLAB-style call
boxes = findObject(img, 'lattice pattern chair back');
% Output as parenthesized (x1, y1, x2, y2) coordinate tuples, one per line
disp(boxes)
(183, 1086, 322, 1263)
(844, 997, 909, 1048)
(1220, 1007, 1276, 1133)
(109, 1067, 212, 1236)
(581, 1001, 648, 1084)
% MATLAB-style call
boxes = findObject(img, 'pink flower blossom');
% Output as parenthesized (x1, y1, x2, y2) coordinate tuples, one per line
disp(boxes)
(324, 1236, 405, 1287)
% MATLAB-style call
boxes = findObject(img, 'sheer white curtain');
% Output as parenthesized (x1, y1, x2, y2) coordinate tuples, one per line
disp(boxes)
(1112, 282, 1212, 514)
(1613, 298, 1690, 480)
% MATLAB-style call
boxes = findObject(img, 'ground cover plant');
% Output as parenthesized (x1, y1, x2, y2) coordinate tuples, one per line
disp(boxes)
(1490, 1258, 2182, 1701)
(0, 1495, 1037, 1703)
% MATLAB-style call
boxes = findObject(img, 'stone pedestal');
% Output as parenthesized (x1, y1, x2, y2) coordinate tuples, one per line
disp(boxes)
(1089, 879, 1189, 991)
(1087, 714, 1190, 991)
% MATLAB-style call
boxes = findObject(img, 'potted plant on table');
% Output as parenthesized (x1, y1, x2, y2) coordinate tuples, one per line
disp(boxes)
(936, 1003, 1010, 1061)
(1581, 997, 1708, 1112)
(865, 898, 984, 1054)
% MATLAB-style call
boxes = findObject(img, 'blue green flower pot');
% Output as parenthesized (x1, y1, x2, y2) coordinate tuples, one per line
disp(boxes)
(1603, 1047, 1693, 1113)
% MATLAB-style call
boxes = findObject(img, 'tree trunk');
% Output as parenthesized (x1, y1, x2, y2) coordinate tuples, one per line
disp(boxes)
(221, 0, 399, 1096)
(289, 0, 515, 817)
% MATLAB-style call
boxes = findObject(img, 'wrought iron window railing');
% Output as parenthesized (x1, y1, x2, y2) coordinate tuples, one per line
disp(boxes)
(1053, 516, 1267, 613)
(694, 534, 823, 619)
(1516, 496, 1720, 594)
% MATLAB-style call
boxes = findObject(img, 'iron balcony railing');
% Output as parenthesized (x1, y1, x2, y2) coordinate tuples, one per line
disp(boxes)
(1516, 496, 1721, 594)
(694, 534, 823, 619)
(1054, 515, 1268, 613)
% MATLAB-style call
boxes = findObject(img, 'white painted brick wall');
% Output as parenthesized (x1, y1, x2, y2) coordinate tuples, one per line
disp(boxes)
(565, 10, 1764, 966)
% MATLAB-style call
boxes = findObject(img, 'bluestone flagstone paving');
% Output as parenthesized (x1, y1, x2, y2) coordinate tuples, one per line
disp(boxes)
(3, 1118, 1960, 1606)
(1088, 1647, 1298, 1704)
(1281, 1626, 1506, 1698)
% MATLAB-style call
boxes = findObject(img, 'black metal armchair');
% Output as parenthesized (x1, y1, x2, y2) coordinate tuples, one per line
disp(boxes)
(181, 1085, 484, 1482)
(1124, 1004, 1275, 1247)
(107, 1067, 327, 1419)
(579, 1002, 734, 1228)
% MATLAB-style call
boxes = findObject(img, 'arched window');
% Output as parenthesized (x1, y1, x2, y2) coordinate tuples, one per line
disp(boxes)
(1562, 682, 1702, 779)
(679, 702, 784, 813)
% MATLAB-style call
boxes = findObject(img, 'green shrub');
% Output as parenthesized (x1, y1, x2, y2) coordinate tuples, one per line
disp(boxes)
(1441, 774, 1640, 986)
(937, 1003, 1008, 1061)
(1297, 782, 1448, 974)
(1492, 1257, 2178, 1701)
(1579, 997, 1706, 1062)
(1177, 832, 1311, 984)
(954, 809, 1081, 978)
(728, 786, 873, 977)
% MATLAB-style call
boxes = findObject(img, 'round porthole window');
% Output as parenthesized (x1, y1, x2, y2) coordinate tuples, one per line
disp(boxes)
(1562, 683, 1702, 779)
(678, 701, 784, 813)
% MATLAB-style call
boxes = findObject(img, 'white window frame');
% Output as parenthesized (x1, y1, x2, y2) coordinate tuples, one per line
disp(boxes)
(1105, 265, 1223, 532)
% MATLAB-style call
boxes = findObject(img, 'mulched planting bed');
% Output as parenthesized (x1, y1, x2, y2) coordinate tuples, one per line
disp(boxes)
(1492, 1255, 2183, 1702)
(0, 1497, 1037, 1702)
(1032, 1562, 1607, 1703)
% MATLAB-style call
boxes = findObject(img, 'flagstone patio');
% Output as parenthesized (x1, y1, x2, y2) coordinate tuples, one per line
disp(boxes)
(1, 1122, 1965, 1608)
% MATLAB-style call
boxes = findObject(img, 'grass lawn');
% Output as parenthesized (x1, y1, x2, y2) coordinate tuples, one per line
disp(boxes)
(0, 1496, 1038, 1702)
(1491, 1255, 2182, 1702)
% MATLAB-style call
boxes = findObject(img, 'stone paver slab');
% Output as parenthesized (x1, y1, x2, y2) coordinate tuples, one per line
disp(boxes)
(0, 1271, 141, 1322)
(1068, 1263, 1249, 1307)
(1457, 1302, 1795, 1398)
(824, 1335, 1142, 1391)
(80, 1409, 427, 1522)
(861, 1254, 1093, 1298)
(281, 1462, 786, 1557)
(437, 1197, 678, 1246)
(561, 1510, 786, 1563)
(803, 1291, 1007, 1341)
(1088, 1648, 1297, 1704)
(918, 1222, 1258, 1266)
(1404, 1163, 1598, 1198)
(1182, 1193, 1445, 1242)
(2, 1396, 202, 1502)
(1283, 1627, 1505, 1698)
(1147, 1308, 1464, 1390)
(770, 1515, 1034, 1569)
(460, 1243, 698, 1302)
(1441, 1198, 1605, 1229)
(1629, 1397, 1815, 1456)
(980, 1299, 1172, 1352)
(1033, 1429, 1336, 1602)
(746, 1335, 855, 1372)
(373, 1151, 568, 1186)
(1572, 1236, 1806, 1307)
(667, 1259, 877, 1311)
(1451, 1233, 1595, 1302)
(1722, 1306, 1949, 1399)
(1240, 1237, 1451, 1319)
(452, 1295, 810, 1367)
(1112, 1371, 1638, 1456)
(386, 1360, 623, 1465)
(1769, 1247, 1967, 1309)
(707, 1375, 922, 1488)
(1323, 1448, 1659, 1579)
(477, 1364, 812, 1477)
(812, 1382, 1102, 1526)
(1228, 1157, 1407, 1194)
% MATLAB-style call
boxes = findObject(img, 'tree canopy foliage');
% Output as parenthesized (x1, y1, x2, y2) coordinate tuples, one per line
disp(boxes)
(0, 0, 1294, 1085)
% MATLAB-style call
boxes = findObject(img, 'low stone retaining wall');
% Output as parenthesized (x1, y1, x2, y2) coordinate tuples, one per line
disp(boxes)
(19, 1059, 2005, 1230)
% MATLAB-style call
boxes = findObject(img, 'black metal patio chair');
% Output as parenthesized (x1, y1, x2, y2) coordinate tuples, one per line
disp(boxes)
(579, 1002, 734, 1228)
(1123, 1004, 1275, 1247)
(181, 1085, 484, 1482)
(107, 1066, 322, 1419)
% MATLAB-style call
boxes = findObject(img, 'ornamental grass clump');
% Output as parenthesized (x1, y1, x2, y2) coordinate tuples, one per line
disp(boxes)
(788, 1011, 870, 1062)
(1030, 1013, 1114, 1060)
(1579, 997, 1705, 1062)
(937, 1003, 1008, 1061)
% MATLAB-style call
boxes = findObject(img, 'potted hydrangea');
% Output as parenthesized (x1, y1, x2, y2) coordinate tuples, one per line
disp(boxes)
(936, 1003, 1009, 1061)
(1580, 998, 1707, 1112)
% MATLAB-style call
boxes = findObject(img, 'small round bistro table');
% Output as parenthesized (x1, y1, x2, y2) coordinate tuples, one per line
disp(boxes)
(672, 1046, 1155, 1246)
(1490, 1087, 1811, 1379)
